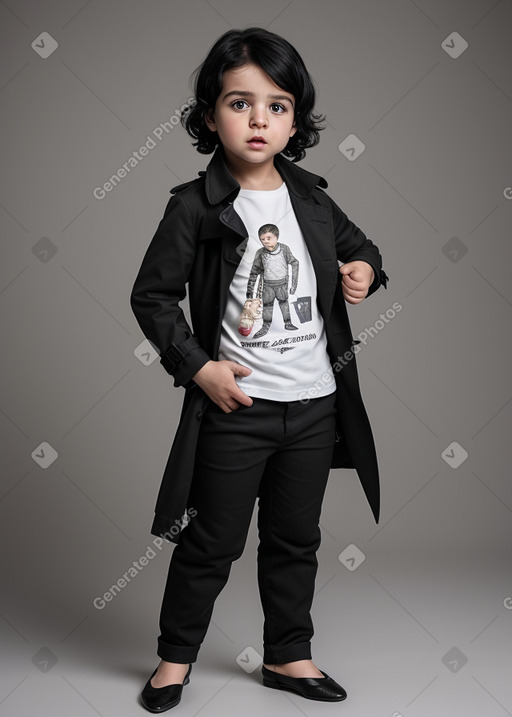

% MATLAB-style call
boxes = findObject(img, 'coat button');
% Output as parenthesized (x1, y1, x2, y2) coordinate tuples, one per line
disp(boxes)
(196, 410, 203, 420)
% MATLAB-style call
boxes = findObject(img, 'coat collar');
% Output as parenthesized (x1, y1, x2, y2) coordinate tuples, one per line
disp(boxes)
(201, 144, 328, 205)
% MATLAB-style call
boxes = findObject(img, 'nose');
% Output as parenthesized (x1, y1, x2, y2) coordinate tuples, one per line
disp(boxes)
(250, 104, 269, 128)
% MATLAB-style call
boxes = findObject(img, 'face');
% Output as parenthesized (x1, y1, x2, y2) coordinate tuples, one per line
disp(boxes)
(259, 231, 278, 250)
(204, 63, 297, 165)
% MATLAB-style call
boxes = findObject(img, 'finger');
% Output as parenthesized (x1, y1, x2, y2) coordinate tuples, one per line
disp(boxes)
(342, 286, 365, 302)
(338, 263, 355, 275)
(344, 292, 366, 303)
(342, 287, 364, 303)
(231, 387, 253, 407)
(340, 274, 359, 289)
(209, 395, 235, 413)
(343, 283, 367, 297)
(221, 396, 249, 413)
(229, 361, 252, 376)
(341, 271, 365, 287)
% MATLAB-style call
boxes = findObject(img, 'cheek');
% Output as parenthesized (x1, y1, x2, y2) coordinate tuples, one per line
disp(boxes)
(219, 114, 243, 134)
(274, 113, 294, 128)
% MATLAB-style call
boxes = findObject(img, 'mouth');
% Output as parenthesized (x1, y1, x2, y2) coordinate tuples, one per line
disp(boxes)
(247, 136, 267, 148)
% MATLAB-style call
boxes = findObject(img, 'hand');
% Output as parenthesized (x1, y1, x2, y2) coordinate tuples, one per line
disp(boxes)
(192, 360, 253, 413)
(339, 261, 375, 304)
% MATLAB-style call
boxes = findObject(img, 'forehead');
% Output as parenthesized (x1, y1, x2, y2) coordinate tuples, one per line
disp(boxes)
(219, 63, 294, 103)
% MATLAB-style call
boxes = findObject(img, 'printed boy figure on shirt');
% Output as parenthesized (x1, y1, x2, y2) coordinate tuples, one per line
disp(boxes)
(246, 223, 299, 339)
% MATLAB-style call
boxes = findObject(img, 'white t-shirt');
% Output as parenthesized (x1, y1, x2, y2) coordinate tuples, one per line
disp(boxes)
(217, 181, 336, 402)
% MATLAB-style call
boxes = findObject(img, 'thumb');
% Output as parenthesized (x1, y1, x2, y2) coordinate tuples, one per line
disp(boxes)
(339, 262, 355, 275)
(229, 361, 252, 375)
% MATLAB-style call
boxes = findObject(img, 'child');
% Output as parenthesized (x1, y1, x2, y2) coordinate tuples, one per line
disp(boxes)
(131, 27, 388, 712)
(246, 223, 299, 339)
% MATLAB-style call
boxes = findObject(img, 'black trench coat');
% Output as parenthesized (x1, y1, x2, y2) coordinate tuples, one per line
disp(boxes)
(130, 145, 389, 544)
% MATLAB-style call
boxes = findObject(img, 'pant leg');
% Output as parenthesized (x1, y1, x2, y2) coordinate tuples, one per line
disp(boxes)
(257, 391, 338, 665)
(261, 283, 276, 324)
(274, 281, 292, 322)
(156, 397, 282, 663)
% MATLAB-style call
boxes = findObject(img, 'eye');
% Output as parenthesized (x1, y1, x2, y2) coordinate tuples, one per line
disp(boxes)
(230, 99, 249, 110)
(270, 103, 286, 113)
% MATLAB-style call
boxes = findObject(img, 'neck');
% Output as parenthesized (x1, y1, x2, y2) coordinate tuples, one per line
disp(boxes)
(222, 147, 283, 190)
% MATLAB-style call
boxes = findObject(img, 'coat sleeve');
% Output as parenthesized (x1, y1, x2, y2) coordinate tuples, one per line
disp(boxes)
(247, 249, 264, 298)
(326, 193, 389, 298)
(130, 193, 212, 388)
(285, 244, 299, 293)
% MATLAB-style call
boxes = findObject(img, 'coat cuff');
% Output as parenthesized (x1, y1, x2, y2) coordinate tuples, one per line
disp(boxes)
(363, 265, 389, 298)
(160, 335, 212, 388)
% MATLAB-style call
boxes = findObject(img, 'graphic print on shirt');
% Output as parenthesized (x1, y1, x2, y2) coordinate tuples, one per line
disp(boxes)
(237, 223, 312, 347)
(217, 181, 336, 401)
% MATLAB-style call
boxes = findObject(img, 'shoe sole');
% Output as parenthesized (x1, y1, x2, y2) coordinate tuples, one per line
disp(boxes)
(262, 678, 347, 702)
(140, 694, 182, 713)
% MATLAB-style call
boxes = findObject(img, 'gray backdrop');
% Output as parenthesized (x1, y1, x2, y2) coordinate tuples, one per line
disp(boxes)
(1, 1, 511, 715)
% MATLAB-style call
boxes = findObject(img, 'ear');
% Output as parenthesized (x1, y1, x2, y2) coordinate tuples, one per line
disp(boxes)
(204, 108, 216, 132)
(289, 120, 298, 138)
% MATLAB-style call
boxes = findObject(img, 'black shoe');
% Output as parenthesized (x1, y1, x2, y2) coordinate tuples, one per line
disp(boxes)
(140, 663, 192, 713)
(261, 664, 347, 702)
(253, 322, 270, 338)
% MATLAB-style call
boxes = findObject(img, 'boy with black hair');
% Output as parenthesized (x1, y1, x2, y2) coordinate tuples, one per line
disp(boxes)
(246, 223, 299, 339)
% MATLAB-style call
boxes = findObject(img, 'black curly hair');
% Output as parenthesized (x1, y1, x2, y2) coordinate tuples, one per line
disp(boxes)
(180, 27, 326, 162)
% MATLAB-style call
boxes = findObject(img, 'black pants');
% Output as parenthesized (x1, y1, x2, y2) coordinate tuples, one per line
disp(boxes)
(156, 390, 338, 665)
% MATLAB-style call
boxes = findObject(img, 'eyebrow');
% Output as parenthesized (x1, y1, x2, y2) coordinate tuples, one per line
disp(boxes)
(222, 90, 294, 106)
